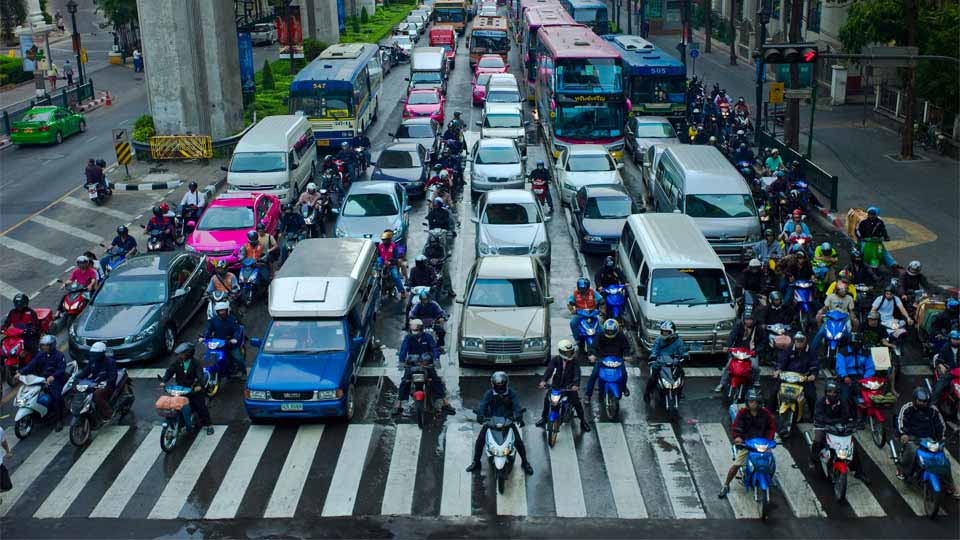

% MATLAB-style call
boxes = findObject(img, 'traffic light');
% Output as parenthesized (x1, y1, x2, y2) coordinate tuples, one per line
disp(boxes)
(761, 43, 818, 64)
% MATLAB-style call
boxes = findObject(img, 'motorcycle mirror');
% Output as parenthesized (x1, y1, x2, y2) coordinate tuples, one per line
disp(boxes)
(249, 337, 262, 348)
(404, 206, 412, 213)
(173, 287, 189, 298)
(543, 214, 552, 222)
(331, 208, 339, 214)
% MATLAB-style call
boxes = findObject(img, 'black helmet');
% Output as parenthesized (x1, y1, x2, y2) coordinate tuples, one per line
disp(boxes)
(13, 293, 28, 309)
(825, 380, 840, 398)
(247, 230, 258, 242)
(769, 291, 783, 305)
(117, 225, 128, 235)
(174, 342, 195, 356)
(152, 206, 163, 217)
(491, 371, 509, 395)
(913, 387, 930, 405)
(188, 181, 198, 190)
(256, 222, 266, 232)
(453, 111, 462, 118)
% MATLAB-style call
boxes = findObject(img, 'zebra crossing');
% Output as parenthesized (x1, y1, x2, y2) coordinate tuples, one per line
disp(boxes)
(0, 418, 952, 521)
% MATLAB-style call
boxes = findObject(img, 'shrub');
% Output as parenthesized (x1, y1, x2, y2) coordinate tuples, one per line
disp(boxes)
(261, 59, 275, 90)
(0, 56, 31, 86)
(132, 114, 155, 142)
(303, 38, 328, 61)
(361, 7, 368, 24)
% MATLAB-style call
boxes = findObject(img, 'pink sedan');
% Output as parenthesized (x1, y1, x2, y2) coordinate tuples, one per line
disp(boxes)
(472, 72, 493, 106)
(474, 54, 508, 75)
(185, 192, 281, 269)
(403, 88, 446, 124)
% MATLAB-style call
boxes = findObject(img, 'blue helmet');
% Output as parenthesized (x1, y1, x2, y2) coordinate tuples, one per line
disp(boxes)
(867, 206, 879, 216)
(576, 277, 590, 291)
(949, 330, 960, 340)
(946, 298, 959, 311)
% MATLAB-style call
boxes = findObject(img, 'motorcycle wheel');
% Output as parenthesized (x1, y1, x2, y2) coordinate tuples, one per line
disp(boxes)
(756, 486, 769, 520)
(831, 468, 847, 502)
(869, 415, 887, 448)
(602, 390, 620, 421)
(778, 410, 795, 439)
(415, 399, 426, 429)
(70, 416, 92, 447)
(497, 469, 506, 494)
(160, 423, 179, 453)
(922, 479, 943, 518)
(205, 372, 220, 398)
(547, 418, 560, 447)
(14, 415, 33, 439)
(243, 288, 254, 306)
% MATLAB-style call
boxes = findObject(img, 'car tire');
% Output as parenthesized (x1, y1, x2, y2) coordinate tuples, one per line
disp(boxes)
(79, 120, 86, 133)
(162, 325, 176, 354)
(55, 131, 63, 144)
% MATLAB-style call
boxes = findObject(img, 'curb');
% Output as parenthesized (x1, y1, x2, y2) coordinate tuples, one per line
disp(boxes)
(0, 135, 11, 151)
(111, 179, 183, 191)
(77, 91, 110, 113)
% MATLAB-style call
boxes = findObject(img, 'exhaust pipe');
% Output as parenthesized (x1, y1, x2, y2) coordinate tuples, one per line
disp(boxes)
(888, 439, 899, 462)
(803, 430, 813, 445)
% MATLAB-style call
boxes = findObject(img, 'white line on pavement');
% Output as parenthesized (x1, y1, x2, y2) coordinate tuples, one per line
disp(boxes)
(0, 430, 69, 517)
(381, 424, 422, 516)
(596, 423, 648, 519)
(148, 428, 226, 519)
(496, 425, 529, 516)
(61, 196, 136, 220)
(770, 442, 825, 518)
(549, 424, 587, 517)
(649, 423, 706, 519)
(30, 215, 105, 243)
(322, 424, 374, 517)
(125, 369, 167, 379)
(90, 426, 163, 518)
(440, 424, 474, 516)
(264, 425, 324, 518)
(0, 236, 68, 266)
(205, 425, 275, 520)
(697, 422, 757, 519)
(0, 279, 24, 300)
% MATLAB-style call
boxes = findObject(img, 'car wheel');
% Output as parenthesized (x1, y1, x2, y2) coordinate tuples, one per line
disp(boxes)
(162, 325, 176, 354)
(79, 120, 86, 133)
(55, 131, 63, 144)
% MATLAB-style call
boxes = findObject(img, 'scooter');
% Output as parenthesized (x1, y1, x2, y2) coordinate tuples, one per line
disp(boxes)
(927, 367, 960, 423)
(13, 361, 77, 439)
(861, 237, 886, 269)
(792, 280, 815, 331)
(99, 244, 131, 276)
(377, 257, 404, 306)
(653, 353, 686, 417)
(237, 257, 267, 306)
(856, 375, 893, 448)
(2, 327, 34, 388)
(573, 308, 600, 352)
(725, 348, 755, 404)
(201, 330, 245, 398)
(301, 200, 322, 239)
(597, 356, 625, 421)
(174, 205, 200, 245)
(406, 357, 440, 429)
(776, 371, 807, 439)
(478, 411, 525, 494)
(54, 282, 89, 333)
(545, 385, 576, 446)
(64, 370, 135, 447)
(601, 284, 626, 321)
(84, 182, 111, 206)
(805, 422, 855, 503)
(731, 437, 777, 519)
(880, 317, 906, 359)
(530, 175, 550, 215)
(890, 437, 952, 518)
(145, 228, 168, 252)
(205, 290, 235, 320)
(822, 310, 851, 364)
(155, 375, 199, 453)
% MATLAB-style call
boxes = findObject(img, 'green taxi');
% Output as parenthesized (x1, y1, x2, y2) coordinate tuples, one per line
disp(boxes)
(9, 106, 86, 145)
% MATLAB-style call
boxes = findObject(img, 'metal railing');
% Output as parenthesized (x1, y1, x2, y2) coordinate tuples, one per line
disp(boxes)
(757, 129, 839, 212)
(0, 80, 95, 136)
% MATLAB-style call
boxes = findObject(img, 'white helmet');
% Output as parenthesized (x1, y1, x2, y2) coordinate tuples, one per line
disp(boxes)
(90, 341, 107, 353)
(214, 301, 230, 312)
(439, 169, 449, 179)
(306, 182, 317, 192)
(558, 338, 575, 359)
(748, 258, 762, 268)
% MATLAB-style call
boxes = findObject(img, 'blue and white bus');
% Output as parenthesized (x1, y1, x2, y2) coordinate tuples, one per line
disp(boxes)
(604, 35, 686, 124)
(289, 43, 384, 154)
(559, 0, 608, 34)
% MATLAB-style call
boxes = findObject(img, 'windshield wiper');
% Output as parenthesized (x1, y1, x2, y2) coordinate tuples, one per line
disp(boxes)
(654, 296, 695, 306)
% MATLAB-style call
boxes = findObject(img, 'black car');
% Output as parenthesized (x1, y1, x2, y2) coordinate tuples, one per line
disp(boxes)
(68, 252, 210, 363)
(571, 184, 637, 254)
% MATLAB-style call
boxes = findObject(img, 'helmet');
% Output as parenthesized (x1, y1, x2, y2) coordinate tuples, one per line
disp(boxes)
(771, 148, 779, 155)
(850, 249, 862, 261)
(884, 284, 897, 294)
(12, 293, 28, 309)
(256, 222, 266, 232)
(282, 203, 292, 212)
(867, 311, 880, 321)
(76, 255, 89, 264)
(415, 254, 427, 264)
(536, 160, 545, 169)
(433, 197, 444, 207)
(912, 387, 930, 404)
(173, 342, 195, 356)
(453, 111, 462, 117)
(408, 319, 423, 333)
(439, 169, 449, 179)
(39, 334, 56, 348)
(692, 108, 700, 114)
(748, 258, 761, 269)
(764, 228, 775, 238)
(306, 182, 317, 192)
(188, 181, 198, 190)
(789, 189, 800, 199)
(769, 291, 783, 304)
(792, 209, 802, 218)
(793, 332, 807, 342)
(867, 206, 879, 216)
(214, 301, 230, 312)
(745, 388, 761, 403)
(247, 230, 258, 242)
(381, 230, 394, 242)
(738, 97, 745, 103)
(791, 160, 801, 169)
(907, 260, 922, 275)
(775, 170, 786, 178)
(159, 202, 170, 214)
(558, 339, 575, 359)
(90, 341, 107, 353)
(820, 242, 832, 252)
(709, 136, 717, 143)
(214, 260, 228, 272)
(152, 206, 163, 217)
(838, 269, 852, 282)
(418, 288, 430, 301)
(116, 225, 128, 235)
(949, 330, 960, 340)
(739, 143, 746, 150)
(576, 277, 590, 291)
(946, 298, 959, 311)
(602, 319, 620, 338)
(659, 320, 676, 336)
(604, 256, 615, 268)
(340, 141, 350, 148)
(825, 380, 840, 398)
(491, 371, 508, 395)
(737, 130, 745, 137)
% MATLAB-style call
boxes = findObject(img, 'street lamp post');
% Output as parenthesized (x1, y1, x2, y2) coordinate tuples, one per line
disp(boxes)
(66, 0, 84, 86)
(753, 8, 769, 149)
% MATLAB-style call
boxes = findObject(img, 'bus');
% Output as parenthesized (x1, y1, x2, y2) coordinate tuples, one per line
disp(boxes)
(289, 43, 384, 153)
(434, 0, 468, 33)
(514, 0, 561, 24)
(604, 35, 687, 124)
(469, 16, 510, 67)
(535, 25, 626, 159)
(520, 5, 577, 95)
(559, 0, 608, 34)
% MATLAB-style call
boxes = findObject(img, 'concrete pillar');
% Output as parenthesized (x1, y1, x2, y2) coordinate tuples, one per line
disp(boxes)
(300, 0, 341, 45)
(136, 0, 244, 139)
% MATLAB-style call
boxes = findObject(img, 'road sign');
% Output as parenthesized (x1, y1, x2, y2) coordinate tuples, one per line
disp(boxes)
(112, 129, 129, 143)
(80, 47, 88, 64)
(115, 141, 132, 165)
(861, 46, 919, 68)
(784, 88, 813, 99)
(769, 82, 784, 104)
(690, 48, 699, 59)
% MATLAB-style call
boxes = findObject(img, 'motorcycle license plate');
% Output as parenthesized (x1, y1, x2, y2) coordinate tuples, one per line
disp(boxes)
(281, 403, 303, 412)
(494, 355, 512, 364)
(88, 190, 98, 199)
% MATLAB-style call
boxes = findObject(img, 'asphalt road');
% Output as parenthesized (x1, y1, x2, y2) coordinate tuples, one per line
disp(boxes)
(0, 12, 958, 540)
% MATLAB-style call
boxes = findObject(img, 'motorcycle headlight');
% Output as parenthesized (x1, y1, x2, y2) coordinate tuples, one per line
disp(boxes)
(461, 337, 483, 350)
(715, 319, 735, 331)
(927, 441, 940, 453)
(549, 393, 561, 404)
(512, 174, 525, 184)
(315, 389, 340, 401)
(535, 241, 549, 255)
(76, 384, 89, 393)
(128, 321, 159, 343)
(836, 448, 850, 460)
(185, 244, 197, 252)
(754, 443, 768, 453)
(14, 398, 25, 407)
(246, 389, 268, 400)
(523, 337, 546, 350)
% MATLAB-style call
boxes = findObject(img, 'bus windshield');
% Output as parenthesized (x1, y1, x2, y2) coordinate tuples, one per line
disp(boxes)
(472, 32, 509, 52)
(290, 87, 354, 117)
(435, 8, 466, 22)
(556, 58, 621, 93)
(555, 103, 624, 138)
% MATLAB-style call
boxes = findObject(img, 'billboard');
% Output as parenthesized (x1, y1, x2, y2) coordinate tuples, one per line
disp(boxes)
(237, 32, 255, 94)
(276, 5, 304, 59)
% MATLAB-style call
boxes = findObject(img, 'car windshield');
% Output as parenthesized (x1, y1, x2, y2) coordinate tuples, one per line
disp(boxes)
(649, 268, 731, 305)
(21, 110, 53, 122)
(567, 154, 614, 172)
(408, 92, 440, 105)
(484, 113, 522, 128)
(262, 320, 346, 353)
(229, 152, 286, 173)
(378, 149, 419, 169)
(556, 58, 621, 92)
(684, 194, 757, 218)
(468, 278, 542, 307)
(485, 89, 521, 103)
(475, 145, 519, 164)
(483, 202, 541, 224)
(478, 57, 505, 69)
(197, 206, 255, 231)
(394, 36, 411, 45)
(342, 193, 399, 217)
(94, 278, 167, 306)
(635, 122, 677, 138)
(396, 123, 435, 139)
(411, 72, 443, 84)
(584, 196, 631, 219)
(474, 73, 492, 87)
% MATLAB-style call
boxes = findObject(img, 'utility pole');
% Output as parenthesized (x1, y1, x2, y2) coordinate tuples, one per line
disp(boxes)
(704, 0, 712, 53)
(900, 0, 917, 159)
(680, 0, 689, 70)
(627, 0, 632, 34)
(640, 0, 648, 37)
(753, 8, 769, 148)
(729, 0, 737, 65)
(784, 0, 802, 149)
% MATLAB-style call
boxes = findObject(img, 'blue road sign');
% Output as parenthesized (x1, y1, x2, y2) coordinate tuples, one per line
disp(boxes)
(690, 48, 700, 59)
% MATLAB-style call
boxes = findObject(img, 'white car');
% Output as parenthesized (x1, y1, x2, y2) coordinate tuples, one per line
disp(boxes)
(478, 102, 526, 155)
(250, 23, 277, 45)
(473, 189, 551, 268)
(469, 137, 526, 198)
(555, 144, 624, 204)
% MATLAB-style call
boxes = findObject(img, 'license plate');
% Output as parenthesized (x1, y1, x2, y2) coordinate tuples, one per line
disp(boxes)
(688, 342, 703, 352)
(316, 140, 330, 146)
(88, 191, 98, 199)
(23, 128, 32, 133)
(494, 355, 512, 364)
(280, 402, 303, 411)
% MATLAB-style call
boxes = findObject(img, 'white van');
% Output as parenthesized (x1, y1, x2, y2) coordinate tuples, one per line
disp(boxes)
(616, 213, 736, 355)
(225, 115, 316, 204)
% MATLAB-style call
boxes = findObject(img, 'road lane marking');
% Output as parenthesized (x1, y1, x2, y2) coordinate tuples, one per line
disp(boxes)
(148, 427, 226, 519)
(884, 217, 937, 252)
(596, 422, 648, 519)
(0, 430, 69, 516)
(697, 422, 756, 518)
(853, 431, 937, 516)
(440, 424, 474, 516)
(0, 279, 24, 300)
(125, 369, 166, 379)
(381, 424, 422, 516)
(0, 185, 81, 238)
(61, 196, 136, 220)
(90, 425, 163, 518)
(29, 215, 105, 243)
(322, 424, 374, 517)
(548, 424, 586, 517)
(34, 426, 128, 518)
(796, 424, 884, 517)
(205, 425, 274, 520)
(0, 236, 67, 266)
(769, 442, 825, 517)
(496, 425, 529, 516)
(263, 424, 323, 518)
(649, 423, 706, 519)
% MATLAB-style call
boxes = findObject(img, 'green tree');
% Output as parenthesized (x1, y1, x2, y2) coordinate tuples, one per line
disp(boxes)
(93, 0, 138, 27)
(303, 38, 328, 61)
(0, 0, 27, 46)
(38, 0, 51, 23)
(361, 6, 368, 24)
(351, 16, 360, 33)
(261, 58, 275, 90)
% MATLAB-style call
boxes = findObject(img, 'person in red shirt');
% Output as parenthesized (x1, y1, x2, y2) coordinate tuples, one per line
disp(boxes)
(718, 388, 776, 499)
(377, 230, 407, 298)
(2, 293, 41, 353)
(146, 206, 175, 250)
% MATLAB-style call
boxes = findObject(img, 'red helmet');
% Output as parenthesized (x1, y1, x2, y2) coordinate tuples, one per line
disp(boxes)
(792, 209, 802, 218)
(159, 202, 170, 214)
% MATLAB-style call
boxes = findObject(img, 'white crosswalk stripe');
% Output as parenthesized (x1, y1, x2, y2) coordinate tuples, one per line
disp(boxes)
(0, 430, 69, 517)
(322, 424, 374, 517)
(61, 196, 136, 220)
(649, 423, 707, 519)
(697, 422, 758, 519)
(770, 443, 825, 518)
(596, 422, 648, 519)
(264, 425, 323, 518)
(440, 423, 474, 517)
(381, 424, 422, 516)
(0, 236, 68, 266)
(148, 428, 226, 519)
(29, 215, 105, 244)
(90, 426, 163, 518)
(549, 424, 586, 517)
(205, 425, 274, 520)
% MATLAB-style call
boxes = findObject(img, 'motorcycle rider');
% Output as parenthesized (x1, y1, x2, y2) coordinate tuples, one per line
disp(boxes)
(206, 260, 240, 307)
(733, 142, 754, 164)
(714, 313, 761, 393)
(567, 277, 605, 338)
(2, 293, 41, 354)
(448, 111, 466, 135)
(108, 224, 138, 258)
(813, 241, 839, 283)
(835, 334, 875, 409)
(845, 249, 876, 286)
(256, 223, 280, 275)
(824, 270, 857, 300)
(84, 158, 110, 194)
(352, 133, 372, 169)
(527, 160, 554, 212)
(780, 209, 811, 240)
(643, 321, 688, 405)
(278, 203, 307, 259)
(740, 258, 768, 310)
(931, 298, 960, 338)
(335, 141, 360, 183)
(895, 387, 955, 498)
(426, 197, 455, 233)
(161, 342, 214, 435)
(239, 230, 271, 282)
(773, 332, 819, 420)
(378, 230, 407, 298)
(870, 284, 913, 327)
(897, 260, 931, 303)
(757, 290, 793, 330)
(931, 331, 960, 409)
(855, 207, 896, 268)
(408, 290, 448, 349)
(594, 256, 626, 290)
(811, 283, 859, 351)
(536, 339, 589, 432)
(764, 148, 783, 173)
(297, 182, 325, 237)
(178, 180, 206, 218)
(201, 302, 246, 378)
(718, 387, 776, 499)
(810, 380, 870, 482)
(750, 229, 784, 269)
(778, 248, 813, 302)
(408, 255, 438, 289)
(18, 334, 67, 430)
(146, 206, 175, 250)
(75, 341, 118, 421)
(584, 319, 631, 403)
(734, 96, 750, 116)
(66, 255, 99, 292)
(466, 372, 534, 475)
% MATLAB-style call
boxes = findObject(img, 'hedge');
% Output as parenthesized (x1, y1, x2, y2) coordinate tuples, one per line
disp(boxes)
(340, 1, 416, 44)
(0, 56, 33, 87)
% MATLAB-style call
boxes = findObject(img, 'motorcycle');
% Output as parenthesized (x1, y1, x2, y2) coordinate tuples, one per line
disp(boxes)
(201, 330, 245, 398)
(792, 280, 815, 331)
(811, 260, 831, 297)
(530, 175, 550, 215)
(281, 228, 304, 264)
(725, 348, 755, 403)
(544, 385, 576, 446)
(861, 236, 886, 269)
(928, 367, 960, 422)
(377, 257, 404, 306)
(881, 317, 907, 359)
(84, 182, 110, 206)
(601, 284, 626, 322)
(776, 371, 807, 439)
(2, 326, 34, 387)
(238, 257, 267, 306)
(653, 353, 686, 417)
(205, 290, 236, 320)
(477, 410, 525, 494)
(731, 437, 777, 519)
(805, 422, 855, 503)
(891, 437, 952, 518)
(155, 375, 199, 453)
(765, 323, 792, 365)
(64, 370, 135, 447)
(856, 375, 894, 448)
(144, 228, 170, 252)
(54, 282, 89, 333)
(174, 205, 200, 245)
(13, 360, 77, 439)
(822, 310, 851, 364)
(597, 356, 625, 421)
(406, 359, 441, 429)
(573, 308, 601, 352)
(99, 244, 130, 276)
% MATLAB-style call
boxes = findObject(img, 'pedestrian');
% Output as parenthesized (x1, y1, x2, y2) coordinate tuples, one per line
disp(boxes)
(132, 49, 142, 73)
(64, 60, 74, 86)
(0, 425, 12, 501)
(55, 11, 65, 33)
(47, 62, 58, 90)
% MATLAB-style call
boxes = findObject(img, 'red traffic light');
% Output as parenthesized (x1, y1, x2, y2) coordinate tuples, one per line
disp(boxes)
(803, 50, 817, 62)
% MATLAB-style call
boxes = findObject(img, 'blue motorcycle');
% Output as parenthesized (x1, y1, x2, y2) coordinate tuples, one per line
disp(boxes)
(822, 310, 850, 362)
(793, 280, 814, 331)
(155, 376, 198, 453)
(601, 284, 626, 321)
(100, 245, 130, 276)
(544, 385, 575, 448)
(598, 355, 625, 421)
(238, 257, 266, 306)
(735, 437, 778, 519)
(202, 329, 245, 398)
(892, 437, 952, 518)
(574, 308, 600, 351)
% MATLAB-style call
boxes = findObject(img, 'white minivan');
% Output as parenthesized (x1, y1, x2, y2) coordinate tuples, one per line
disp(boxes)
(225, 115, 316, 204)
(617, 213, 736, 354)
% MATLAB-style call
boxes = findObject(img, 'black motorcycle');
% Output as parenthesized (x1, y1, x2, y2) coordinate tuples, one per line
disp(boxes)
(64, 371, 135, 447)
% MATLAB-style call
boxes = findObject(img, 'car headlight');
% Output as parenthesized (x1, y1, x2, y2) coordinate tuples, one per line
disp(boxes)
(277, 181, 291, 190)
(315, 389, 340, 400)
(461, 337, 483, 350)
(646, 319, 663, 331)
(584, 235, 603, 242)
(535, 241, 549, 255)
(473, 172, 487, 183)
(523, 337, 546, 350)
(512, 174, 524, 184)
(563, 181, 577, 191)
(715, 319, 735, 331)
(610, 143, 624, 151)
(246, 389, 268, 400)
(128, 321, 159, 343)
(185, 244, 197, 252)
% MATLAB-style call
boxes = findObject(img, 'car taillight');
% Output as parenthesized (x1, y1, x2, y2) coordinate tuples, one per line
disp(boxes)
(10, 128, 18, 133)
(39, 126, 50, 132)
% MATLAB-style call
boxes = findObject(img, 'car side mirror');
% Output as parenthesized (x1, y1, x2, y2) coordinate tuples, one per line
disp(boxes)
(521, 156, 528, 163)
(388, 132, 395, 137)
(471, 216, 479, 223)
(331, 208, 340, 214)
(544, 214, 552, 222)
(250, 337, 262, 348)
(173, 287, 189, 298)
(616, 162, 625, 170)
(352, 336, 365, 349)
(455, 297, 464, 304)
(637, 284, 647, 297)
(404, 77, 410, 81)
(475, 121, 482, 127)
(404, 205, 413, 213)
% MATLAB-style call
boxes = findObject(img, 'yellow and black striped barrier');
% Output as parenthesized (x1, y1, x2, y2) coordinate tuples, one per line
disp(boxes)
(149, 135, 213, 160)
(114, 141, 132, 165)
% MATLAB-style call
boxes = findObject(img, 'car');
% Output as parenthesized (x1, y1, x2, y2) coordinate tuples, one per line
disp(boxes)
(396, 23, 418, 43)
(624, 116, 681, 165)
(456, 255, 552, 366)
(249, 23, 277, 45)
(185, 192, 281, 269)
(475, 54, 507, 74)
(405, 16, 426, 34)
(478, 102, 527, 155)
(390, 117, 441, 162)
(570, 184, 636, 253)
(403, 88, 446, 124)
(334, 181, 411, 245)
(469, 137, 526, 198)
(554, 144, 624, 204)
(370, 142, 430, 196)
(486, 73, 518, 88)
(9, 106, 85, 145)
(471, 72, 493, 106)
(389, 34, 413, 55)
(473, 189, 551, 268)
(67, 253, 210, 364)
(482, 84, 522, 105)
